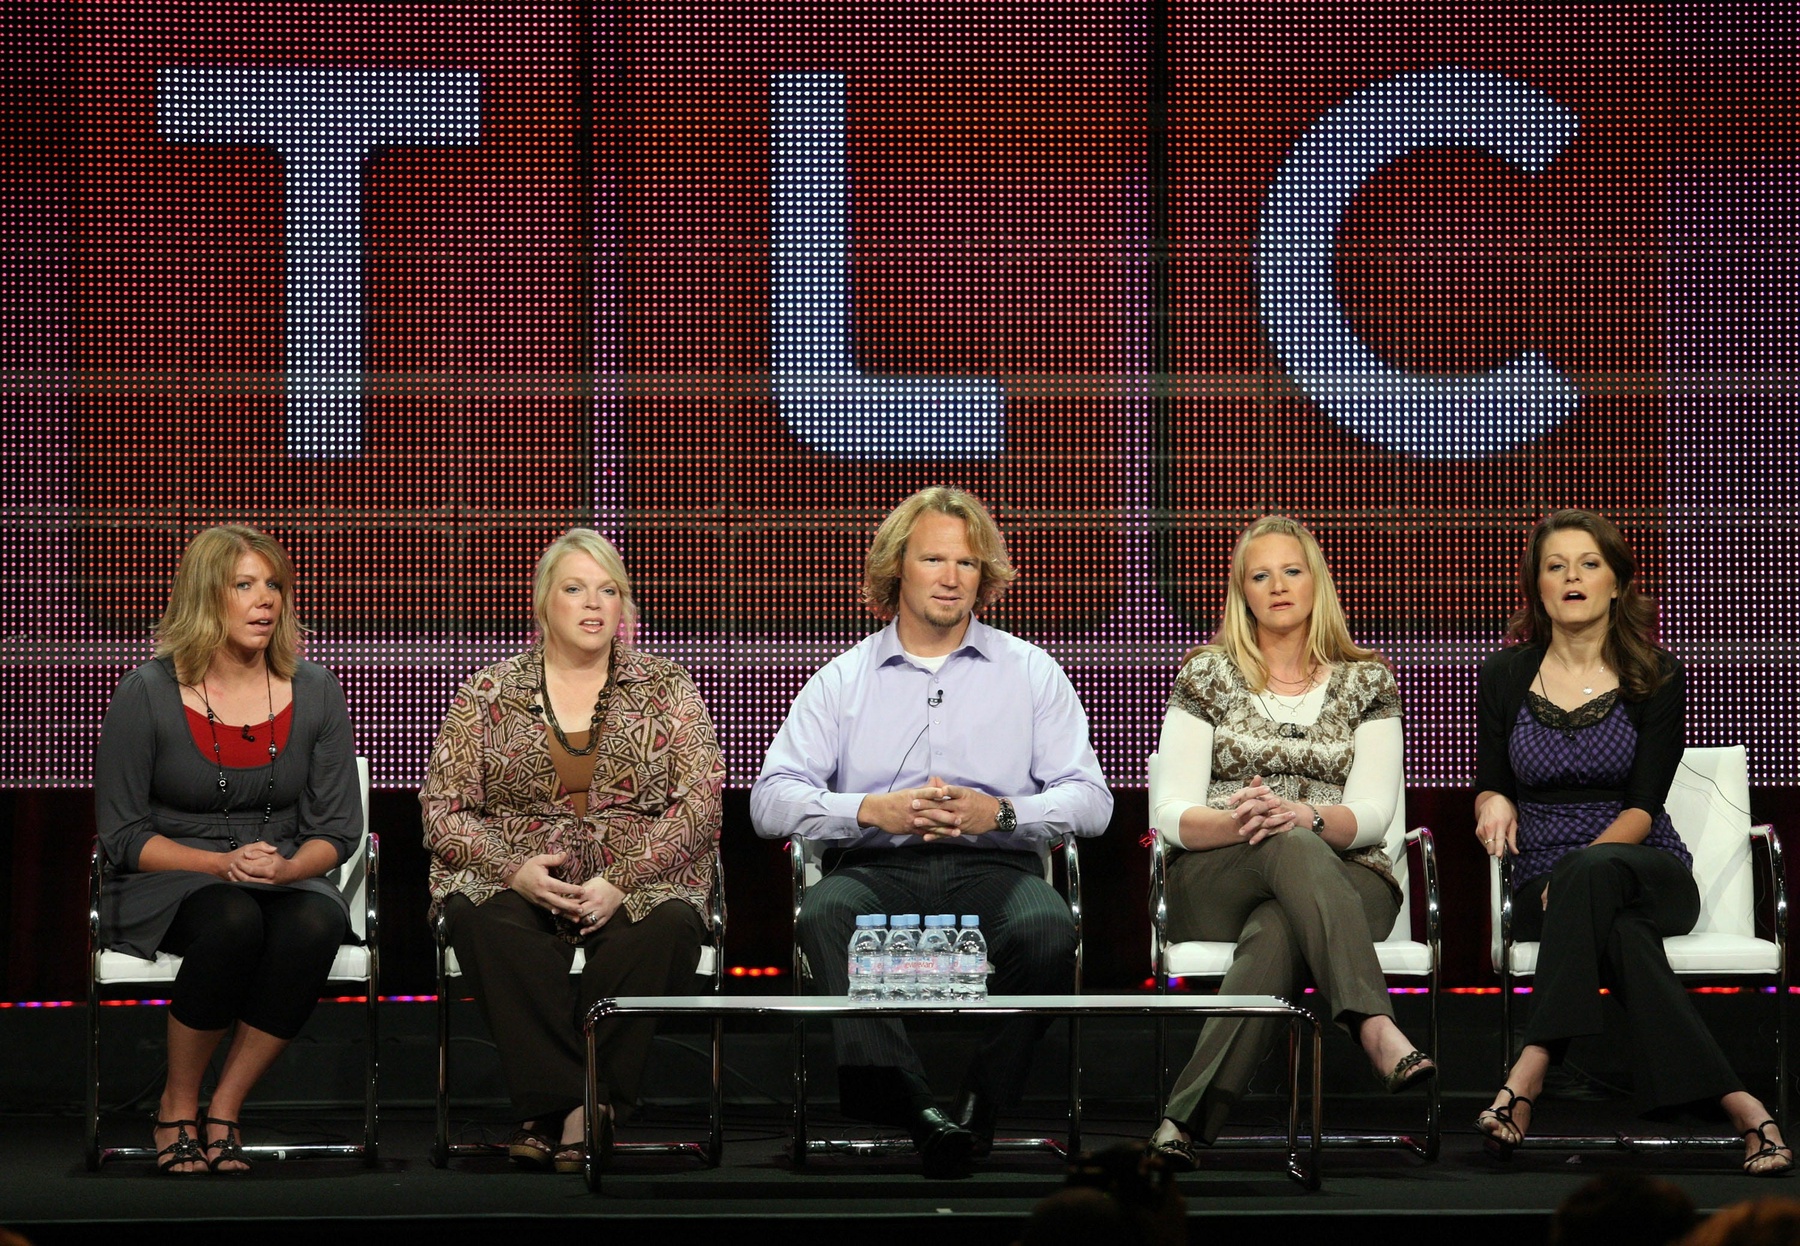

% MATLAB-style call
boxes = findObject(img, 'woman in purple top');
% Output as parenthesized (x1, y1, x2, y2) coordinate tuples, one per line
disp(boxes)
(1473, 511, 1790, 1176)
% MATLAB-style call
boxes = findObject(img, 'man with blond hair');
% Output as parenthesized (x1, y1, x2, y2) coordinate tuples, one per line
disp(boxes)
(752, 485, 1112, 1177)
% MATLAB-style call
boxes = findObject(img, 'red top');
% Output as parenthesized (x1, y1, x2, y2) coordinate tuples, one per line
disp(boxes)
(185, 702, 294, 767)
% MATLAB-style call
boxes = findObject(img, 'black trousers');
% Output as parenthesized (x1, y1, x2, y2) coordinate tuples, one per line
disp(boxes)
(794, 845, 1076, 1120)
(1516, 843, 1741, 1109)
(158, 884, 347, 1040)
(443, 890, 705, 1122)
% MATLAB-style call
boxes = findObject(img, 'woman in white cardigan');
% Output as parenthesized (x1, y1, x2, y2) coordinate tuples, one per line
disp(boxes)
(1148, 516, 1432, 1168)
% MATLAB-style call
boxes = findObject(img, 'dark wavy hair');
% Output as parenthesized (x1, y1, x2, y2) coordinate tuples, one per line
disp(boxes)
(1506, 510, 1669, 701)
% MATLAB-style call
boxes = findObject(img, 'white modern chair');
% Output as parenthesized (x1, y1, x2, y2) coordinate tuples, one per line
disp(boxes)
(86, 757, 379, 1169)
(1147, 752, 1441, 1158)
(1490, 744, 1788, 1144)
(430, 861, 726, 1167)
(787, 834, 1086, 1160)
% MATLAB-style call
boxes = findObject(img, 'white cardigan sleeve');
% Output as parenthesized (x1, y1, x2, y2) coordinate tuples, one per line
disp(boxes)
(1341, 714, 1403, 849)
(1151, 704, 1214, 850)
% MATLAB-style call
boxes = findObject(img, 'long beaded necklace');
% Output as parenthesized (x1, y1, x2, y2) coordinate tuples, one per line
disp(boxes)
(538, 649, 616, 758)
(190, 663, 279, 851)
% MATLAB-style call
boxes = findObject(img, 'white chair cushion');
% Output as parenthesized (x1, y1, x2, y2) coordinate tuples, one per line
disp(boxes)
(441, 944, 718, 979)
(1164, 938, 1433, 980)
(96, 945, 372, 986)
(1374, 940, 1436, 976)
(1501, 934, 1778, 978)
(1489, 746, 1772, 976)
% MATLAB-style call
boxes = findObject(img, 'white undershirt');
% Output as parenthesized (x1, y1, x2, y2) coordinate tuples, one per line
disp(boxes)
(903, 649, 950, 675)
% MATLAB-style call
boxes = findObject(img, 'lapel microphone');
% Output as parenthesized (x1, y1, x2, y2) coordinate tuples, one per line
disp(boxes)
(927, 689, 944, 707)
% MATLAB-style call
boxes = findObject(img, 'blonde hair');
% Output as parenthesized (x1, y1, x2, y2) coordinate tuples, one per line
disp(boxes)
(532, 528, 638, 643)
(154, 525, 304, 684)
(1187, 515, 1377, 691)
(859, 486, 1017, 620)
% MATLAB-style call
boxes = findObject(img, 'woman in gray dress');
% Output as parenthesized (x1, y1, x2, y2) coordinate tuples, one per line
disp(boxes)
(94, 526, 362, 1174)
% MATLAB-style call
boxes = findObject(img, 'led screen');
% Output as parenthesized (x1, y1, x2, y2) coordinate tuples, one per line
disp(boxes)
(2, 1, 1793, 787)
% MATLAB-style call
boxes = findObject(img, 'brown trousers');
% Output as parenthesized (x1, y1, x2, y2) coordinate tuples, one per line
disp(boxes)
(443, 889, 705, 1122)
(1162, 829, 1398, 1141)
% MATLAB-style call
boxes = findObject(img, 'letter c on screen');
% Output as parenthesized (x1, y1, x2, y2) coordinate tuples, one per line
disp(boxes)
(1254, 65, 1582, 459)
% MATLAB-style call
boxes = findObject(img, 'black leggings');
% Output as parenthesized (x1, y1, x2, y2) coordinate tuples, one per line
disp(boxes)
(158, 885, 347, 1040)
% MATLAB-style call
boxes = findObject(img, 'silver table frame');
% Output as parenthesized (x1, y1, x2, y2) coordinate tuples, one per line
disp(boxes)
(582, 993, 1323, 1192)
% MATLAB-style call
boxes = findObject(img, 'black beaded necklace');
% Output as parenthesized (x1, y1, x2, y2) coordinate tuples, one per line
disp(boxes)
(538, 649, 616, 758)
(190, 663, 279, 851)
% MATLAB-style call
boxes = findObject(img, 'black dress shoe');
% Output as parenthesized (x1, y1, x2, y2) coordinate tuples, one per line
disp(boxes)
(953, 1088, 999, 1159)
(910, 1106, 974, 1178)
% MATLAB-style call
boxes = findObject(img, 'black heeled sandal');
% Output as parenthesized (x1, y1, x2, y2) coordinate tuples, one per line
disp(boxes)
(1148, 1119, 1199, 1173)
(1743, 1119, 1794, 1178)
(1476, 1086, 1531, 1160)
(203, 1115, 252, 1174)
(154, 1117, 206, 1175)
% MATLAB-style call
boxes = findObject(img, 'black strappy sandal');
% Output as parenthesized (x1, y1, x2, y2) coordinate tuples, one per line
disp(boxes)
(1476, 1085, 1531, 1160)
(202, 1115, 252, 1174)
(154, 1117, 206, 1175)
(1743, 1119, 1794, 1178)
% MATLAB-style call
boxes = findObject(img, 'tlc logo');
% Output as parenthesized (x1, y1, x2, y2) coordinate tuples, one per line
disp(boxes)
(157, 64, 1582, 464)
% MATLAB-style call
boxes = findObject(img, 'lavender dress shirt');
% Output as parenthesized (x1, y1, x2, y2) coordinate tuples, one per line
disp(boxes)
(750, 618, 1113, 850)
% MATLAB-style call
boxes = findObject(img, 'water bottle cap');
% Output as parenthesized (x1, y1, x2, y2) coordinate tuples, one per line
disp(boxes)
(960, 915, 979, 926)
(894, 913, 920, 926)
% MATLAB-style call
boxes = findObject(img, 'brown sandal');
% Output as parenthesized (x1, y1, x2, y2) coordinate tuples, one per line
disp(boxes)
(506, 1125, 554, 1171)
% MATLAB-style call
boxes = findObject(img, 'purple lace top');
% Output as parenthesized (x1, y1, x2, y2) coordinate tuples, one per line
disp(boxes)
(1508, 691, 1691, 889)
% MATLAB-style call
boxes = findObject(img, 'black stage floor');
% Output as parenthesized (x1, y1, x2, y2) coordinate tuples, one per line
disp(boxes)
(2, 1099, 1785, 1246)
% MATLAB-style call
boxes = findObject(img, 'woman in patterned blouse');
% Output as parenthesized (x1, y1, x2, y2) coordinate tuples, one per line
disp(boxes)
(422, 529, 725, 1173)
(1147, 515, 1433, 1169)
(1473, 511, 1789, 1175)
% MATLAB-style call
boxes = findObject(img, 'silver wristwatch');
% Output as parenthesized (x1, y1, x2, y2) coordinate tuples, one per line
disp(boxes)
(995, 797, 1017, 835)
(1309, 805, 1326, 834)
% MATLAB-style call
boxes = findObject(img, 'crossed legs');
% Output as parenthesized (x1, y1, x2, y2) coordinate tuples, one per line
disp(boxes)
(1158, 831, 1417, 1146)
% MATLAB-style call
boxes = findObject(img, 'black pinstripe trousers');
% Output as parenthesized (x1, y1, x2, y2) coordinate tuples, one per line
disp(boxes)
(795, 844, 1076, 1115)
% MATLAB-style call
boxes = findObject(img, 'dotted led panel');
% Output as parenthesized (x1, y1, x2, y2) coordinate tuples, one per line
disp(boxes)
(1, 1, 1793, 788)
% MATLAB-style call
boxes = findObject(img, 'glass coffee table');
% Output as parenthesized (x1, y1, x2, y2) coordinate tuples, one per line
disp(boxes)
(582, 992, 1323, 1190)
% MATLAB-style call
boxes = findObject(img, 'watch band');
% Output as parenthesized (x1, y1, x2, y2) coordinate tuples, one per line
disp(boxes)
(995, 797, 1017, 835)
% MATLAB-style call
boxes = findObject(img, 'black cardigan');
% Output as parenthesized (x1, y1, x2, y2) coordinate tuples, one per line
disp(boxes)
(1474, 643, 1684, 820)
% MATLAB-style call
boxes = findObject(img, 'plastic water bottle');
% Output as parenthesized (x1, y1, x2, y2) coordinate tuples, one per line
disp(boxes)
(884, 914, 922, 1001)
(918, 915, 956, 1000)
(847, 914, 887, 1002)
(953, 915, 989, 1001)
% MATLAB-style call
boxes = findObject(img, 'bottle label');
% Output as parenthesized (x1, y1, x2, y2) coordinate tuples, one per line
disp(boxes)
(955, 953, 988, 976)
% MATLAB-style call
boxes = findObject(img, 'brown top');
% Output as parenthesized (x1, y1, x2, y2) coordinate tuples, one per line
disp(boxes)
(547, 727, 600, 819)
